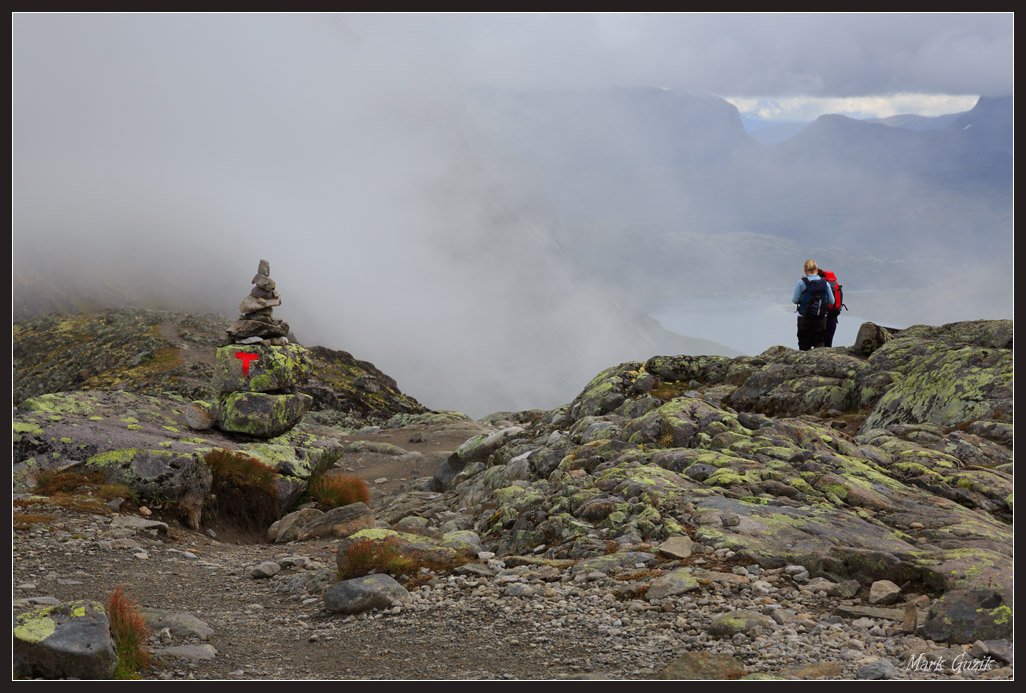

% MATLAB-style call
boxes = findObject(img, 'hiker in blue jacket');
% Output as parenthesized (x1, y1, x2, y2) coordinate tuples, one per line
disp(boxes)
(792, 259, 834, 351)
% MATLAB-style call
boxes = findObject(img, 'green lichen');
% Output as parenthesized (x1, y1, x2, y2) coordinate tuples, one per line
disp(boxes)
(988, 605, 1012, 625)
(13, 612, 56, 643)
(87, 449, 140, 466)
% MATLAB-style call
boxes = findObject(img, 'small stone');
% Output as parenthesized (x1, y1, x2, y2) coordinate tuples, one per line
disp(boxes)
(856, 657, 902, 680)
(159, 644, 217, 661)
(828, 579, 862, 599)
(868, 580, 901, 605)
(708, 610, 772, 638)
(250, 561, 281, 579)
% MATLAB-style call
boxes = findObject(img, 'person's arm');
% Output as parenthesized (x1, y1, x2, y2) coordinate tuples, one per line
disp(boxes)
(825, 283, 834, 307)
(792, 279, 804, 304)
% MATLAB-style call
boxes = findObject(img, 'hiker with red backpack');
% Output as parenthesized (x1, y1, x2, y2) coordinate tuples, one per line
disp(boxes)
(792, 259, 833, 351)
(818, 267, 845, 347)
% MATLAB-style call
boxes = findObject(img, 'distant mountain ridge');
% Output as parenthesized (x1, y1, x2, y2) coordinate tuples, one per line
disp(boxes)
(462, 88, 1011, 308)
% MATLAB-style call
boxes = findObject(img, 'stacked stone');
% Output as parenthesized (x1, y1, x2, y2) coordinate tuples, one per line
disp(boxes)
(194, 260, 315, 438)
(226, 259, 290, 346)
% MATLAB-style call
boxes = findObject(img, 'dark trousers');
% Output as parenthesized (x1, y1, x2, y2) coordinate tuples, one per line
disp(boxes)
(797, 315, 827, 351)
(824, 313, 838, 347)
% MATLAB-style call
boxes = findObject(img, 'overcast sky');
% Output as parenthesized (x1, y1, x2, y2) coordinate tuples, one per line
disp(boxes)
(14, 13, 1012, 114)
(12, 13, 1014, 415)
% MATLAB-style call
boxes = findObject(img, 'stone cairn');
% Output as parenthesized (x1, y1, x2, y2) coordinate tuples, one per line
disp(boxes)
(226, 258, 290, 346)
(186, 260, 314, 437)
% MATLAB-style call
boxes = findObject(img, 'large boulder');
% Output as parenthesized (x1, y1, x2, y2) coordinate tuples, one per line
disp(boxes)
(294, 502, 376, 542)
(85, 448, 212, 528)
(13, 601, 118, 680)
(212, 344, 313, 394)
(323, 573, 410, 615)
(215, 391, 313, 438)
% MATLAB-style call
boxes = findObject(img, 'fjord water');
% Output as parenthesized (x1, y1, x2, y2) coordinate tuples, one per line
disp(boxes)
(646, 296, 868, 357)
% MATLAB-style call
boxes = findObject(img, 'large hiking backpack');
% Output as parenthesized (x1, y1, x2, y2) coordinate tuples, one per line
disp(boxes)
(819, 270, 846, 316)
(798, 276, 829, 318)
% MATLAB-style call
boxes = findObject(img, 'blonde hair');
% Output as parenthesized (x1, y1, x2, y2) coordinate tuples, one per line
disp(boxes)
(804, 259, 818, 273)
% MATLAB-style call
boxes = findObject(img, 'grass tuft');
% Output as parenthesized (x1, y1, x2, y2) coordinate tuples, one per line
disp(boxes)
(34, 467, 106, 495)
(13, 512, 57, 530)
(204, 448, 279, 494)
(107, 585, 151, 679)
(203, 449, 282, 533)
(338, 537, 416, 580)
(337, 537, 472, 588)
(307, 474, 370, 510)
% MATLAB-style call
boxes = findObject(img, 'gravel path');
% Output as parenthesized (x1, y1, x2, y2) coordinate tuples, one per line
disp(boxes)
(13, 498, 1013, 681)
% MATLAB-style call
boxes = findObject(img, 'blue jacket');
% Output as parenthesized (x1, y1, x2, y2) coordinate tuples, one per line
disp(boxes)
(793, 275, 834, 309)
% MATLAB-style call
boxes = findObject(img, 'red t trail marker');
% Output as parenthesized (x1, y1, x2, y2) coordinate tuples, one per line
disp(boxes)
(236, 352, 260, 378)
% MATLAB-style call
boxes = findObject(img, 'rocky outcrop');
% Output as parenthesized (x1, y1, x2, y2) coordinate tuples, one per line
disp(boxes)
(10, 316, 1015, 674)
(420, 320, 1012, 605)
(13, 307, 426, 424)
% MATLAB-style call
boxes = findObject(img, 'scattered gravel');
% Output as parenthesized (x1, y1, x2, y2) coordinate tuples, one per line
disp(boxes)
(12, 500, 1013, 680)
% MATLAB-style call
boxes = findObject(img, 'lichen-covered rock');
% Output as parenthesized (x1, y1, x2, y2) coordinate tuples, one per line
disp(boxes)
(13, 601, 118, 680)
(567, 362, 643, 422)
(323, 573, 410, 615)
(213, 343, 314, 394)
(418, 320, 1013, 593)
(624, 396, 744, 448)
(860, 346, 1012, 431)
(921, 589, 1014, 644)
(708, 610, 773, 637)
(646, 568, 700, 600)
(215, 391, 314, 438)
(13, 307, 425, 424)
(429, 426, 525, 491)
(644, 353, 743, 386)
(85, 448, 212, 528)
(725, 350, 866, 417)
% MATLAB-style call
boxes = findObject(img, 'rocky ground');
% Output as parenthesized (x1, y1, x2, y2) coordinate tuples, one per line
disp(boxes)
(13, 311, 1014, 680)
(11, 450, 1011, 681)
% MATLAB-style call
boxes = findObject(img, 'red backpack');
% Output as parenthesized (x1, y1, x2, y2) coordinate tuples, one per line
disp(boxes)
(818, 270, 845, 315)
